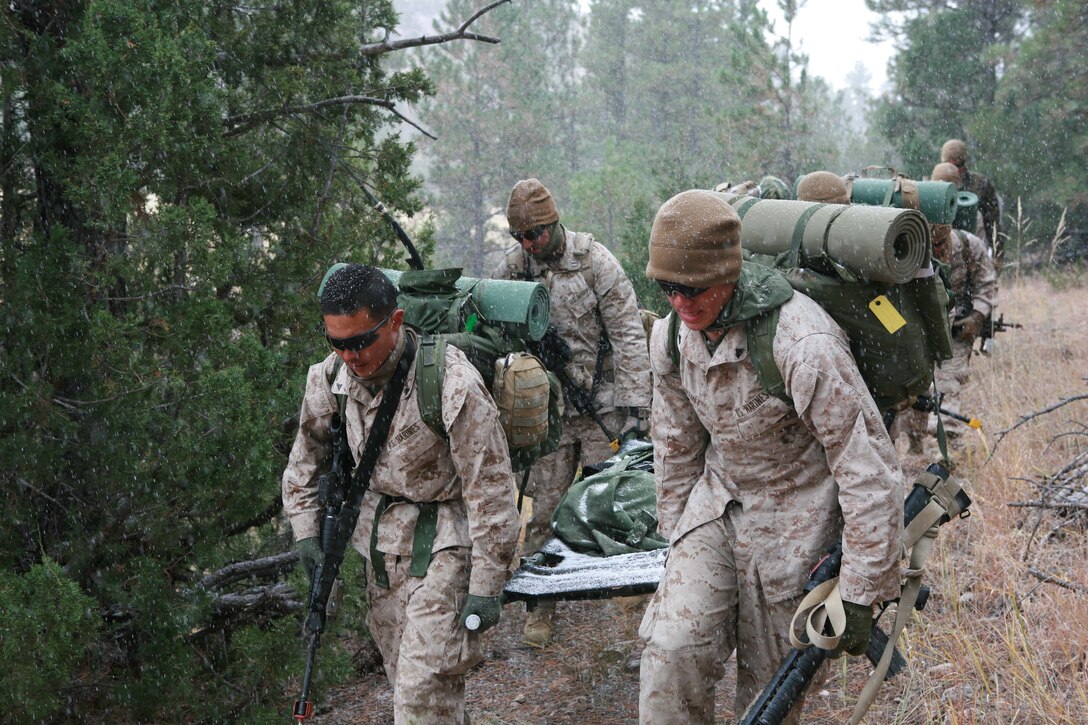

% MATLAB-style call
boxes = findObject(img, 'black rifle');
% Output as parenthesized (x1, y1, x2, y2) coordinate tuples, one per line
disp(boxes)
(740, 463, 971, 725)
(978, 313, 1021, 355)
(293, 340, 413, 722)
(913, 393, 981, 430)
(528, 325, 621, 451)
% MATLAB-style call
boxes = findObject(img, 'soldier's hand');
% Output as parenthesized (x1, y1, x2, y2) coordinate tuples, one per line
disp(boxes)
(296, 537, 324, 580)
(459, 594, 502, 633)
(832, 600, 873, 658)
(952, 310, 986, 346)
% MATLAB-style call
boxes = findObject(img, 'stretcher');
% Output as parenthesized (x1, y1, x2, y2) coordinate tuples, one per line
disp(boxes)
(503, 537, 666, 606)
(502, 439, 667, 606)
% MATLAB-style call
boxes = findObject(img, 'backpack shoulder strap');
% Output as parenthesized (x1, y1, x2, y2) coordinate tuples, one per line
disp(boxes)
(746, 309, 790, 404)
(666, 308, 788, 403)
(325, 357, 347, 416)
(666, 310, 681, 367)
(415, 334, 448, 439)
(570, 232, 596, 291)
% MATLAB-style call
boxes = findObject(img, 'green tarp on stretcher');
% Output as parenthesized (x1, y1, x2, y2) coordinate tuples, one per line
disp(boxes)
(551, 442, 667, 557)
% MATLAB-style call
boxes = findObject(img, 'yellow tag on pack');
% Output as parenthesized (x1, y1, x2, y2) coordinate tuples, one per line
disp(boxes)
(868, 295, 907, 334)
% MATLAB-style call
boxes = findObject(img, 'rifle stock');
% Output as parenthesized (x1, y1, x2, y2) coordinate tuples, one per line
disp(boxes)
(740, 464, 970, 725)
(528, 326, 620, 449)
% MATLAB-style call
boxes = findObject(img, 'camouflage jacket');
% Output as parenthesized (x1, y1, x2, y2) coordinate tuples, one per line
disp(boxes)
(950, 229, 998, 320)
(648, 293, 903, 606)
(492, 227, 651, 415)
(281, 330, 520, 596)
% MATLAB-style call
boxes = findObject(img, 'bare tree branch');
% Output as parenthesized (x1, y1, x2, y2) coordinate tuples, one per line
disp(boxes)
(987, 392, 1088, 462)
(359, 0, 512, 57)
(223, 94, 436, 140)
(223, 496, 284, 538)
(1027, 567, 1087, 594)
(197, 551, 299, 591)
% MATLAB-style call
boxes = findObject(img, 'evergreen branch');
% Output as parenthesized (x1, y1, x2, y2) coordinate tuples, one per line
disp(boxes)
(223, 496, 285, 538)
(358, 0, 511, 57)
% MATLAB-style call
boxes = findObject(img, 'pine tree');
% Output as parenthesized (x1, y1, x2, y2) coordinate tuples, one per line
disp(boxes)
(0, 0, 504, 717)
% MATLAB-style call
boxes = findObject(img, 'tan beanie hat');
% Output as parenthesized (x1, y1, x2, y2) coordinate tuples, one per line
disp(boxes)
(646, 190, 742, 286)
(506, 178, 559, 231)
(931, 162, 962, 185)
(796, 171, 850, 204)
(941, 139, 968, 165)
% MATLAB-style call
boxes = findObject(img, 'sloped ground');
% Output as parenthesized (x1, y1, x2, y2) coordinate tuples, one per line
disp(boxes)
(301, 274, 1088, 724)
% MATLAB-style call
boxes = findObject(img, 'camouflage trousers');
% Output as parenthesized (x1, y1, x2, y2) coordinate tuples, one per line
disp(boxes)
(365, 546, 480, 724)
(639, 512, 808, 725)
(520, 410, 627, 556)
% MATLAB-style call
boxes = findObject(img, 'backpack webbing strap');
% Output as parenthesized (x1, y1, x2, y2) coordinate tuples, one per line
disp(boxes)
(416, 334, 447, 439)
(788, 203, 827, 268)
(746, 309, 788, 403)
(734, 196, 761, 219)
(369, 495, 440, 587)
(666, 310, 681, 368)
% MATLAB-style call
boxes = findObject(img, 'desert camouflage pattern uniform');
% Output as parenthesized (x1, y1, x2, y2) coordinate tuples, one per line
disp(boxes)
(282, 329, 519, 724)
(493, 228, 651, 554)
(639, 292, 903, 725)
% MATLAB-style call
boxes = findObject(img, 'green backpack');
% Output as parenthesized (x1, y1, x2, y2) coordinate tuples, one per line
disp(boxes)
(391, 267, 563, 471)
(667, 252, 954, 412)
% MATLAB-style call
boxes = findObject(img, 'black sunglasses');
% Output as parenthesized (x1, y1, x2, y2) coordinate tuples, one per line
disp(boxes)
(325, 310, 395, 352)
(509, 225, 548, 243)
(657, 280, 710, 299)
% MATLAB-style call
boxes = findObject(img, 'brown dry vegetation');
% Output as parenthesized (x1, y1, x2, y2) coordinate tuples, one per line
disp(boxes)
(302, 273, 1088, 724)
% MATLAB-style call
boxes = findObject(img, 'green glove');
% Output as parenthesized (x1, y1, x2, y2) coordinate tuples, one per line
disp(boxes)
(296, 537, 324, 580)
(834, 601, 873, 657)
(459, 594, 502, 633)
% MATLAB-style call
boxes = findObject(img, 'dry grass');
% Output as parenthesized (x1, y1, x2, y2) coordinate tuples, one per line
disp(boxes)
(821, 274, 1088, 725)
(312, 273, 1088, 724)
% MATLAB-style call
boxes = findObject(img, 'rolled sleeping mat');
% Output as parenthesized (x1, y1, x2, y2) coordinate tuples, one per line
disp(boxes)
(953, 191, 979, 232)
(849, 178, 959, 225)
(716, 192, 930, 284)
(382, 268, 552, 341)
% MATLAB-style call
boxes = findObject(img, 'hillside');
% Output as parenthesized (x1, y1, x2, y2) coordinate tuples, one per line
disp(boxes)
(306, 273, 1088, 724)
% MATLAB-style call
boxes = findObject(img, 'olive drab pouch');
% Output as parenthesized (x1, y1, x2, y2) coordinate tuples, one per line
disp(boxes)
(493, 352, 551, 447)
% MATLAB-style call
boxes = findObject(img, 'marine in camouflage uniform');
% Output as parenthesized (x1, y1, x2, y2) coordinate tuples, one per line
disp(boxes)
(898, 203, 998, 454)
(282, 264, 519, 724)
(639, 190, 903, 724)
(942, 139, 1003, 270)
(492, 178, 651, 646)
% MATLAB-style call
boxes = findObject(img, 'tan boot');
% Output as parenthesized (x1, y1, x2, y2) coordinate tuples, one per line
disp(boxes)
(523, 604, 555, 648)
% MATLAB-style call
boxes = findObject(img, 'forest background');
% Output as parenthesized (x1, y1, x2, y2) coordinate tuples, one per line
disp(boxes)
(1, 0, 1085, 722)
